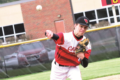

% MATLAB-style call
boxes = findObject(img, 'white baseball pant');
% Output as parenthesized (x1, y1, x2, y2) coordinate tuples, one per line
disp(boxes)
(50, 59, 82, 80)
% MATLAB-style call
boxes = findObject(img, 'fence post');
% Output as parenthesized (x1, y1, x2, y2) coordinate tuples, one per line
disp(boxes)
(116, 27, 120, 57)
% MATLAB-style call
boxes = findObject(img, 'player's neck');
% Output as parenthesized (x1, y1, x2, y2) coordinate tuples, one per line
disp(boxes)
(73, 31, 83, 39)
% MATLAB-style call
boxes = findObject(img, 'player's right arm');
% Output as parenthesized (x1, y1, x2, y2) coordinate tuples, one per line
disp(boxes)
(45, 30, 59, 40)
(45, 30, 64, 44)
(45, 30, 54, 39)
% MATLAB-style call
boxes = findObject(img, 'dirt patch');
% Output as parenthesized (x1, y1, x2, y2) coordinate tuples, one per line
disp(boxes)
(90, 74, 120, 80)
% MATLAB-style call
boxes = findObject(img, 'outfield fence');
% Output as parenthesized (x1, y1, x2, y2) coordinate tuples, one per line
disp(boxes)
(85, 24, 120, 62)
(0, 24, 120, 78)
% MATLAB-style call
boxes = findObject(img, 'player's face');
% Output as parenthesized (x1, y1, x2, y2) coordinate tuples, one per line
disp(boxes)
(74, 24, 88, 37)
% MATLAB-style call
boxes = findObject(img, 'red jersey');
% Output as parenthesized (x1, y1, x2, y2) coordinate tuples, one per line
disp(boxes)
(54, 32, 91, 66)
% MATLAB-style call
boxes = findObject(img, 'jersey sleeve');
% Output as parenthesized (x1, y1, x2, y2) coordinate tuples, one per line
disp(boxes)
(85, 41, 92, 59)
(53, 33, 64, 45)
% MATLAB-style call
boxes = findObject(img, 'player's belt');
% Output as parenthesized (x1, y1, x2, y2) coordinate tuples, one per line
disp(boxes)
(54, 61, 70, 67)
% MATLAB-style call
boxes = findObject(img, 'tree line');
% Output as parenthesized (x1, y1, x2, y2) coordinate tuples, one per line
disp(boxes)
(0, 0, 19, 4)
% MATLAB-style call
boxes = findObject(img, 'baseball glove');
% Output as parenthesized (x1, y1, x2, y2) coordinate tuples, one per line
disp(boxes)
(75, 38, 89, 55)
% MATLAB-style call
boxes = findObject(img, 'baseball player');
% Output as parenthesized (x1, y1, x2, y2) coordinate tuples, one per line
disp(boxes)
(45, 16, 92, 80)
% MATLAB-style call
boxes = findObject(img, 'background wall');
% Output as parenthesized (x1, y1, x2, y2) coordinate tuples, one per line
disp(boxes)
(71, 0, 102, 13)
(21, 0, 74, 39)
(0, 4, 23, 26)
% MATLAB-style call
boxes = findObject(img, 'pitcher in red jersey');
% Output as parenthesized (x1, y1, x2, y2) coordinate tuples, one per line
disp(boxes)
(45, 16, 92, 80)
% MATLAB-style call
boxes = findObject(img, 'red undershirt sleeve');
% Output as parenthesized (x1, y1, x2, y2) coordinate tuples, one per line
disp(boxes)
(53, 33, 64, 45)
(84, 49, 91, 59)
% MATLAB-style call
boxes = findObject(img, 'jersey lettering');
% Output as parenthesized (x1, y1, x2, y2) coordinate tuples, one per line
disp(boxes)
(68, 46, 76, 52)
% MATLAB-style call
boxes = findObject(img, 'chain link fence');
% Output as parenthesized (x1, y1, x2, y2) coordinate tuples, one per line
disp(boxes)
(0, 25, 120, 79)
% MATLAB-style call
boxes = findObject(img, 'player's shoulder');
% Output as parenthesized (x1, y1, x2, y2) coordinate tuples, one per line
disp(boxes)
(63, 32, 73, 39)
(82, 36, 87, 40)
(63, 32, 72, 36)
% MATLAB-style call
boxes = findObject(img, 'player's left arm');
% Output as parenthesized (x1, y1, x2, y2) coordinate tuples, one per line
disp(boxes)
(84, 41, 92, 59)
(81, 41, 92, 67)
(76, 39, 92, 67)
(81, 57, 88, 68)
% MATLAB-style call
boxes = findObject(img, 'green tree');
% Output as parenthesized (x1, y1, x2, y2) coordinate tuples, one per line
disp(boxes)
(0, 0, 19, 4)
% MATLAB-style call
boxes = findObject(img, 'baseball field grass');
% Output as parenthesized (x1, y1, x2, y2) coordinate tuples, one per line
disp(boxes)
(1, 57, 120, 80)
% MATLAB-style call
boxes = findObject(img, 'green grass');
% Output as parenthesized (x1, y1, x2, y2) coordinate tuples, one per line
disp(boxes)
(80, 58, 120, 80)
(1, 58, 120, 80)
